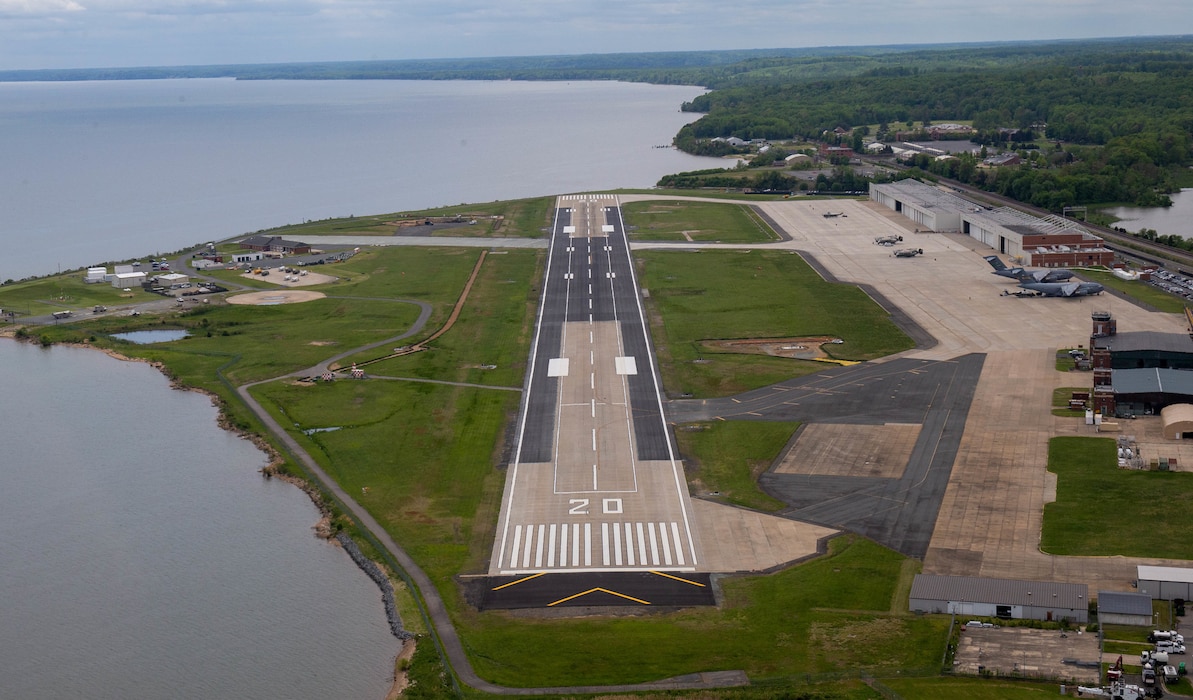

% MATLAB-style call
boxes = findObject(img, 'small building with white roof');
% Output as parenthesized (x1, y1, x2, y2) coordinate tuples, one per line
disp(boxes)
(1137, 565, 1193, 601)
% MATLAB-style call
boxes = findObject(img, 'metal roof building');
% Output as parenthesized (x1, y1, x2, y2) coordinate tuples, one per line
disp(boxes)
(909, 574, 1088, 623)
(869, 180, 1112, 266)
(1097, 591, 1153, 626)
(1138, 565, 1193, 601)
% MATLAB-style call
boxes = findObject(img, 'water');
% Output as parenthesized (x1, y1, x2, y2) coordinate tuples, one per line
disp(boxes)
(0, 79, 711, 282)
(1107, 189, 1193, 239)
(111, 329, 190, 343)
(0, 340, 398, 699)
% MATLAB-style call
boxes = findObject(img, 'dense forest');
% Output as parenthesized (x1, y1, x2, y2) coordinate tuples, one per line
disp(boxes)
(671, 37, 1193, 210)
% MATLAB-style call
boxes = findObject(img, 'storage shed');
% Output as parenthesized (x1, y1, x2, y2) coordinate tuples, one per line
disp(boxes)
(1137, 565, 1193, 601)
(157, 273, 189, 288)
(111, 271, 146, 289)
(1097, 590, 1153, 626)
(909, 574, 1088, 623)
(1161, 404, 1193, 439)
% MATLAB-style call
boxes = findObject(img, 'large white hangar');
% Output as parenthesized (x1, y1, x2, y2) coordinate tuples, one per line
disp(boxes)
(870, 180, 1114, 267)
(1137, 565, 1193, 601)
(909, 574, 1089, 623)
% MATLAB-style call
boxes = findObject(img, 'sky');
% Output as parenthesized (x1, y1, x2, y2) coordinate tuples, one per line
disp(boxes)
(1, 0, 1192, 71)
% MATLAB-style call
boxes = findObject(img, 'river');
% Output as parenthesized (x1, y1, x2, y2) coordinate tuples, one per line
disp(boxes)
(0, 78, 712, 282)
(0, 78, 714, 698)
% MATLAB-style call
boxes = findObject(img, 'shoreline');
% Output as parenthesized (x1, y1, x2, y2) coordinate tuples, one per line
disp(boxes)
(0, 331, 412, 696)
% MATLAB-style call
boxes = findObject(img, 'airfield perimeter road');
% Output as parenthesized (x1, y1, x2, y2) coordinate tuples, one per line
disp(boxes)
(621, 193, 1193, 590)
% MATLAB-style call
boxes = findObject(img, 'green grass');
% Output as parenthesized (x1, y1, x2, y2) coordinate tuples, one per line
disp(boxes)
(256, 196, 556, 239)
(0, 273, 160, 317)
(1051, 386, 1089, 417)
(457, 536, 947, 686)
(337, 249, 543, 388)
(637, 249, 913, 397)
(1102, 624, 1152, 643)
(622, 200, 781, 243)
(1042, 436, 1193, 557)
(1080, 268, 1192, 313)
(676, 421, 795, 511)
(881, 677, 1070, 699)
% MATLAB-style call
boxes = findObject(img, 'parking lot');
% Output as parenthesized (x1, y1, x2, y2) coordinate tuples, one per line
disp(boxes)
(954, 626, 1101, 683)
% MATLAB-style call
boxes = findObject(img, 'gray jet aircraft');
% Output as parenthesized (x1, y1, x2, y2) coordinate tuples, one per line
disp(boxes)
(894, 248, 924, 258)
(1018, 281, 1104, 297)
(874, 235, 903, 246)
(985, 255, 1074, 282)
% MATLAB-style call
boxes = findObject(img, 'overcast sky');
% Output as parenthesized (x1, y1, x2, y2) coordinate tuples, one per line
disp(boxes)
(1, 0, 1191, 71)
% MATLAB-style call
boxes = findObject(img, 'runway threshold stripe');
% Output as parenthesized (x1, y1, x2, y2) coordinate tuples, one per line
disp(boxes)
(671, 522, 686, 566)
(509, 525, 522, 569)
(659, 523, 673, 566)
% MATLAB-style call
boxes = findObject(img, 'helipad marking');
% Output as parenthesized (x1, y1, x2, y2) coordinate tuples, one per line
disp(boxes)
(547, 358, 570, 377)
(615, 356, 637, 375)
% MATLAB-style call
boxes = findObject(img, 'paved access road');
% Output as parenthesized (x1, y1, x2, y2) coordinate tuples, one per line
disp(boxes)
(490, 195, 702, 576)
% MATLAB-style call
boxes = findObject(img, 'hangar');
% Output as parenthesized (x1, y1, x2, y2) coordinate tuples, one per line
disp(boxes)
(1137, 565, 1193, 601)
(1097, 590, 1154, 627)
(909, 574, 1089, 623)
(869, 180, 1113, 265)
(1088, 311, 1193, 417)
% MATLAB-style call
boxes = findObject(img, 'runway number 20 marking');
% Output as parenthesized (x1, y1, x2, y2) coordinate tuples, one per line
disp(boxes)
(567, 498, 623, 515)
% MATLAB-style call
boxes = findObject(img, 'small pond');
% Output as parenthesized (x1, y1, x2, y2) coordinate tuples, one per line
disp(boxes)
(111, 329, 190, 344)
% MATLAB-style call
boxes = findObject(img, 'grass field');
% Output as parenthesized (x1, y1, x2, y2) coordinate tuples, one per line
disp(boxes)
(676, 421, 795, 511)
(1080, 268, 1192, 313)
(621, 200, 781, 243)
(636, 249, 913, 397)
(0, 273, 160, 318)
(252, 196, 556, 239)
(1042, 436, 1193, 558)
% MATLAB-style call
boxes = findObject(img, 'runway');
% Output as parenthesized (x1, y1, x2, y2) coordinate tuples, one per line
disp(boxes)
(489, 195, 703, 578)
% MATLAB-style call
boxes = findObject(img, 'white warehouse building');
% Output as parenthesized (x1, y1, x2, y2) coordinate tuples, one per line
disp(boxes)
(870, 180, 1114, 267)
(1137, 565, 1193, 601)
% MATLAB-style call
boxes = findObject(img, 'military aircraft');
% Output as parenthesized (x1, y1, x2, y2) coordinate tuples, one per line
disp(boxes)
(894, 248, 924, 258)
(1018, 281, 1104, 297)
(822, 211, 844, 218)
(874, 235, 903, 246)
(984, 255, 1074, 283)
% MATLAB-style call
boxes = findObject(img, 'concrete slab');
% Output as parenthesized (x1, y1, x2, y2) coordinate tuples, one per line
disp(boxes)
(953, 626, 1100, 683)
(774, 423, 922, 478)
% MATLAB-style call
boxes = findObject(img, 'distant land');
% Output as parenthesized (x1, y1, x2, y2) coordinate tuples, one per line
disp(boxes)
(0, 37, 1173, 87)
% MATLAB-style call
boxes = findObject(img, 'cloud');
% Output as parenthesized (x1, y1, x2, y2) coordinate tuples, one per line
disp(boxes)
(0, 0, 84, 16)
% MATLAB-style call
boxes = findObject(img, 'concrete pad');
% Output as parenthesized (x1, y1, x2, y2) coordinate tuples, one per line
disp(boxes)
(953, 626, 1100, 683)
(774, 423, 922, 478)
(689, 499, 837, 573)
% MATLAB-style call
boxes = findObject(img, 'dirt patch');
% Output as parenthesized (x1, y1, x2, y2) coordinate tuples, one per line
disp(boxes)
(307, 340, 336, 346)
(702, 336, 847, 363)
(226, 290, 326, 305)
(384, 638, 417, 700)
